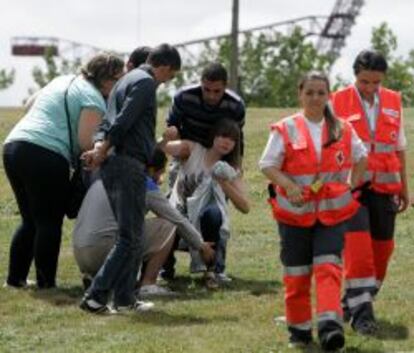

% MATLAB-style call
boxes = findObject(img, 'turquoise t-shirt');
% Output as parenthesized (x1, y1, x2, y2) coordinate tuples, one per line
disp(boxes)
(5, 75, 106, 163)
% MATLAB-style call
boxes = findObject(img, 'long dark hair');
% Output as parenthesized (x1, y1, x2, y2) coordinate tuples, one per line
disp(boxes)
(207, 119, 241, 169)
(299, 71, 342, 147)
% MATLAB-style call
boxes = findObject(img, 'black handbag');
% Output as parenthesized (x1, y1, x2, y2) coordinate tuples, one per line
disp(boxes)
(64, 76, 88, 219)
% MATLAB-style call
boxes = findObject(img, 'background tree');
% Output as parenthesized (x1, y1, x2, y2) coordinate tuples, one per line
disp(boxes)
(28, 47, 81, 96)
(371, 22, 414, 105)
(159, 27, 331, 107)
(0, 68, 15, 91)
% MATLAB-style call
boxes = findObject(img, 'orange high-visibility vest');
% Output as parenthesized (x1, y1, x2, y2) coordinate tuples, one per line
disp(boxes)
(331, 85, 402, 194)
(268, 114, 359, 227)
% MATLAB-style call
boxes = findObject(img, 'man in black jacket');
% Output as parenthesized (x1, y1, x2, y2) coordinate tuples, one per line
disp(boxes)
(80, 43, 181, 313)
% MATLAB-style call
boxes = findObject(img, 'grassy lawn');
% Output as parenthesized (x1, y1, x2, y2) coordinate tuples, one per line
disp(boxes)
(0, 107, 413, 353)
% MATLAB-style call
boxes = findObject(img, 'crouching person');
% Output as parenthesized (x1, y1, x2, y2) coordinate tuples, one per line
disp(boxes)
(73, 148, 215, 301)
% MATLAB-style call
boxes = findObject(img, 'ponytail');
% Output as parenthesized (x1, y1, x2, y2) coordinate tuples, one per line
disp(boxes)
(323, 102, 342, 148)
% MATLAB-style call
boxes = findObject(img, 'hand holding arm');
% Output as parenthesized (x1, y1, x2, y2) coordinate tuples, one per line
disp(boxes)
(81, 140, 111, 171)
(261, 166, 304, 206)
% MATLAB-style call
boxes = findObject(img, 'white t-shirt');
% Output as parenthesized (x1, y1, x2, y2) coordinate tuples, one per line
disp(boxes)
(169, 143, 212, 213)
(259, 116, 367, 170)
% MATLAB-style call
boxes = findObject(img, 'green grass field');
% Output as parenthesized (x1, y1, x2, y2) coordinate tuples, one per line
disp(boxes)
(0, 107, 413, 353)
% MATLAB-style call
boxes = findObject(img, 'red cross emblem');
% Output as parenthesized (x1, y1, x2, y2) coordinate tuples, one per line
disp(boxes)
(336, 150, 345, 166)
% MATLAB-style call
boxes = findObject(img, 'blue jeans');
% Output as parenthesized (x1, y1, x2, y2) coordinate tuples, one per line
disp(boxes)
(199, 204, 227, 273)
(86, 155, 146, 307)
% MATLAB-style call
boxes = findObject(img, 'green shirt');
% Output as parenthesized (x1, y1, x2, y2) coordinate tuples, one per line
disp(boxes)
(5, 75, 106, 163)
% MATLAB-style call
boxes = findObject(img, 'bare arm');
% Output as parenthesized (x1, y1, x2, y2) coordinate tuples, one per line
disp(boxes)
(78, 108, 104, 151)
(350, 156, 367, 189)
(397, 150, 409, 213)
(161, 139, 194, 160)
(216, 176, 250, 214)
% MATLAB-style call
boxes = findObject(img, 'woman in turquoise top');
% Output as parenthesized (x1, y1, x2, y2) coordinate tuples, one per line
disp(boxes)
(3, 53, 124, 289)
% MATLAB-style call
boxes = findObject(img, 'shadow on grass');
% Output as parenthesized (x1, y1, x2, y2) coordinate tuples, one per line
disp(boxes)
(127, 309, 239, 326)
(344, 348, 386, 353)
(225, 275, 281, 296)
(289, 342, 386, 353)
(373, 318, 409, 341)
(168, 274, 281, 298)
(29, 285, 84, 306)
(27, 274, 282, 307)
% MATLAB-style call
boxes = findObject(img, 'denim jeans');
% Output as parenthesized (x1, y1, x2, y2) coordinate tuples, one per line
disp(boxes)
(199, 204, 227, 273)
(86, 155, 146, 307)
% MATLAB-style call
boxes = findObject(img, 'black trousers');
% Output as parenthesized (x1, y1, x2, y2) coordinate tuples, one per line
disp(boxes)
(3, 141, 69, 288)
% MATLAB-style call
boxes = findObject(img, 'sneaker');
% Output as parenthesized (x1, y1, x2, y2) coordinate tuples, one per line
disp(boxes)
(80, 297, 110, 314)
(288, 333, 312, 348)
(288, 329, 313, 348)
(204, 271, 219, 290)
(320, 329, 345, 352)
(111, 300, 154, 314)
(3, 279, 36, 289)
(342, 307, 351, 323)
(215, 273, 232, 283)
(159, 269, 175, 281)
(82, 275, 93, 291)
(140, 284, 177, 297)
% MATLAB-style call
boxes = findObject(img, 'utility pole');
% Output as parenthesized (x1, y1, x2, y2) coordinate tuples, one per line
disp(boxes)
(229, 0, 239, 92)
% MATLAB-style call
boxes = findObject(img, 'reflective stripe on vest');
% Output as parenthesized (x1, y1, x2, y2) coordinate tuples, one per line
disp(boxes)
(276, 193, 315, 215)
(291, 171, 349, 185)
(363, 141, 397, 153)
(319, 192, 354, 212)
(376, 171, 401, 184)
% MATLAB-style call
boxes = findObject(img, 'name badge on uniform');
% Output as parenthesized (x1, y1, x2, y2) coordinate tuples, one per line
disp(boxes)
(382, 108, 399, 118)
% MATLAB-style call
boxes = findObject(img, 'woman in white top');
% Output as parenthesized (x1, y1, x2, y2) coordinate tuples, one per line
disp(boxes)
(259, 71, 367, 351)
(161, 119, 249, 287)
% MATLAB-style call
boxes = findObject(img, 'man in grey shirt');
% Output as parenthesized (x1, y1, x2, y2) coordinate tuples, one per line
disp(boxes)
(73, 148, 214, 297)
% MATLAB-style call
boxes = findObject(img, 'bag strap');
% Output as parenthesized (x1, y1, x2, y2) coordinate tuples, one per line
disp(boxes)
(63, 76, 78, 168)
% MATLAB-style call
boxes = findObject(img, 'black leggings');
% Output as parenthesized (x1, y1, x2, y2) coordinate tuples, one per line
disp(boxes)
(3, 141, 70, 288)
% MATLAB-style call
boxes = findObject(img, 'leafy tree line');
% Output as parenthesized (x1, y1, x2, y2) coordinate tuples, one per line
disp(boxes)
(0, 68, 14, 91)
(15, 22, 414, 107)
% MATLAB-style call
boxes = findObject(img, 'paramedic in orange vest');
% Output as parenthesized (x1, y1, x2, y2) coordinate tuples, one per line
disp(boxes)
(331, 50, 409, 335)
(260, 72, 367, 351)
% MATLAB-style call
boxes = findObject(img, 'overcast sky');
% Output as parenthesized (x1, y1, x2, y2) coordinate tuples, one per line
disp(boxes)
(0, 0, 413, 106)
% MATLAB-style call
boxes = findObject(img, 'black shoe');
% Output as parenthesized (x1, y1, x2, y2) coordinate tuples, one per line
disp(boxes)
(320, 329, 345, 352)
(288, 330, 313, 348)
(352, 319, 378, 336)
(80, 297, 109, 314)
(343, 307, 351, 323)
(82, 275, 93, 291)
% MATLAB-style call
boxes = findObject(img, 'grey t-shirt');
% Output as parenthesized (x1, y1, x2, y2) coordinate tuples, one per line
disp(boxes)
(73, 179, 203, 250)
